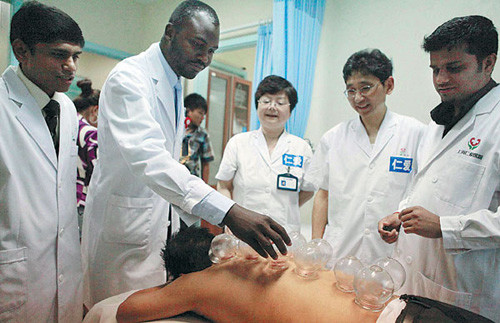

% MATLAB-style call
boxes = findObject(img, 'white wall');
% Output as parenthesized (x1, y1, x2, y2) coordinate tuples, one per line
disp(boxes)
(39, 0, 148, 54)
(143, 0, 272, 46)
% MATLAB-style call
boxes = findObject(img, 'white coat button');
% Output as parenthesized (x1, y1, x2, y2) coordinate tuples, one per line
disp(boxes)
(432, 177, 438, 183)
(58, 274, 64, 283)
(59, 228, 64, 237)
(367, 196, 373, 203)
(369, 163, 375, 170)
(405, 256, 413, 264)
(265, 187, 270, 193)
(58, 183, 62, 189)
(364, 228, 370, 235)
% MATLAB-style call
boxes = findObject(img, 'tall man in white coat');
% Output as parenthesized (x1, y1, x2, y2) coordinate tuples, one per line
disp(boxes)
(0, 2, 84, 322)
(81, 0, 290, 307)
(379, 16, 500, 321)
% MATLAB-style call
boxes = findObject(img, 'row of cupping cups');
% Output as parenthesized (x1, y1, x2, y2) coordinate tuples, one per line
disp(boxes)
(209, 231, 331, 273)
(209, 231, 406, 312)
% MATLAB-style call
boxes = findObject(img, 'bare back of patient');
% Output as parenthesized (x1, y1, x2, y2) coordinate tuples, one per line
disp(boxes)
(117, 258, 382, 323)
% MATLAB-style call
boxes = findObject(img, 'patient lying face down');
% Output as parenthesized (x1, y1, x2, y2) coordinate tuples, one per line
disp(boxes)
(116, 227, 383, 323)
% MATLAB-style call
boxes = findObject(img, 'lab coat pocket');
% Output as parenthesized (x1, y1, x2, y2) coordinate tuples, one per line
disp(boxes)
(0, 247, 27, 321)
(435, 159, 485, 209)
(415, 271, 472, 310)
(103, 195, 153, 245)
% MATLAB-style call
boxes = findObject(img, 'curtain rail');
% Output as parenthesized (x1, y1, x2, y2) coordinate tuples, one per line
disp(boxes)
(221, 19, 271, 35)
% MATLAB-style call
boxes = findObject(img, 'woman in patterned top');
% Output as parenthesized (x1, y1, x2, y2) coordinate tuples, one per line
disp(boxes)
(73, 78, 100, 236)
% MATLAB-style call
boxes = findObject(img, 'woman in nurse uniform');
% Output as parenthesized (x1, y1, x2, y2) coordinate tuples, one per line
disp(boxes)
(216, 75, 315, 233)
(305, 49, 425, 266)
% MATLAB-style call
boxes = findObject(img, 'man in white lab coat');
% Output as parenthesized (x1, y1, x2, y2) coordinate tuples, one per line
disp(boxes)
(305, 49, 424, 266)
(81, 0, 290, 307)
(0, 2, 84, 322)
(379, 16, 500, 321)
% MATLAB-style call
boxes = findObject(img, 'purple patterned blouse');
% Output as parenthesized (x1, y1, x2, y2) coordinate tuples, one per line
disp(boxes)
(77, 114, 98, 207)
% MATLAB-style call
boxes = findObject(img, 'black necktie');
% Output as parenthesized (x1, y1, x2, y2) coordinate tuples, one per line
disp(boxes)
(44, 99, 60, 154)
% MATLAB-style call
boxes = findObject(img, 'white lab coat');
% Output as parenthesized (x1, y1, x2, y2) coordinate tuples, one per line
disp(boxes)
(394, 85, 500, 322)
(0, 67, 82, 322)
(81, 43, 228, 307)
(305, 111, 425, 265)
(216, 128, 315, 233)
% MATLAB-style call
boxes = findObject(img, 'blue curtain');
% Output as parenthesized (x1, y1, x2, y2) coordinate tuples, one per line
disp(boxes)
(251, 23, 273, 131)
(251, 0, 325, 138)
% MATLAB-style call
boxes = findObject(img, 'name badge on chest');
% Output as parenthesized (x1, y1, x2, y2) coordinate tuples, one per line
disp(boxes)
(277, 153, 303, 192)
(277, 172, 298, 191)
(389, 156, 413, 173)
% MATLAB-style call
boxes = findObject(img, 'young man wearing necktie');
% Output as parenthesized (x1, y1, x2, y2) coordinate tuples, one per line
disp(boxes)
(0, 1, 84, 322)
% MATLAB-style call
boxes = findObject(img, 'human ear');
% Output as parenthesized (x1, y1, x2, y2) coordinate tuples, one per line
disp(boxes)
(11, 39, 31, 63)
(483, 53, 497, 75)
(163, 23, 175, 42)
(384, 76, 395, 95)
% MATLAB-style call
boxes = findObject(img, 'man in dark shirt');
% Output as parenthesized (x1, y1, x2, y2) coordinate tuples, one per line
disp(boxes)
(378, 15, 499, 321)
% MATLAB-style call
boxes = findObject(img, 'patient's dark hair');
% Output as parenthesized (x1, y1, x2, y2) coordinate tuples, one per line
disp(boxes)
(161, 226, 214, 280)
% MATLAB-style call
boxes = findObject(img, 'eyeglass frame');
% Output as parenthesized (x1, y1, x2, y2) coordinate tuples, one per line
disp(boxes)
(257, 98, 291, 108)
(343, 81, 384, 99)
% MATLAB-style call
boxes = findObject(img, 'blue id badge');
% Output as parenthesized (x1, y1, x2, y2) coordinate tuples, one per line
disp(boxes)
(282, 153, 304, 168)
(389, 156, 413, 173)
(277, 173, 298, 191)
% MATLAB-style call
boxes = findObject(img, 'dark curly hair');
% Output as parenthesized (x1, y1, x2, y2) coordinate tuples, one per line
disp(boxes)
(161, 226, 214, 281)
(423, 15, 498, 66)
(343, 49, 393, 83)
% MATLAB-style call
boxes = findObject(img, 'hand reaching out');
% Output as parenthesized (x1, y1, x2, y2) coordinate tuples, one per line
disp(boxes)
(222, 204, 291, 259)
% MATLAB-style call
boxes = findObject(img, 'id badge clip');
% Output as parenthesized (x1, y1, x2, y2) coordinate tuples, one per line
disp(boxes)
(277, 166, 298, 191)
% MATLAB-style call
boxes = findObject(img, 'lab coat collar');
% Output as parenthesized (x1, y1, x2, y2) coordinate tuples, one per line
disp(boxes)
(15, 65, 50, 109)
(3, 66, 59, 168)
(146, 43, 183, 133)
(253, 127, 291, 167)
(419, 84, 500, 172)
(351, 110, 396, 161)
(156, 42, 180, 89)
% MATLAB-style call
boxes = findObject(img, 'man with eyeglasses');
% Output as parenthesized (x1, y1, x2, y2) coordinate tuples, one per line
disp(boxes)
(378, 16, 500, 321)
(305, 49, 425, 267)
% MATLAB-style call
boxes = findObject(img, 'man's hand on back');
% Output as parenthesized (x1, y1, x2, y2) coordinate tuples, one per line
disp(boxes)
(222, 204, 291, 259)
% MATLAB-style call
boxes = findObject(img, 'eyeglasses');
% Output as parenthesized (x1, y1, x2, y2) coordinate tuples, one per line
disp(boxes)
(343, 82, 381, 98)
(258, 98, 290, 108)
